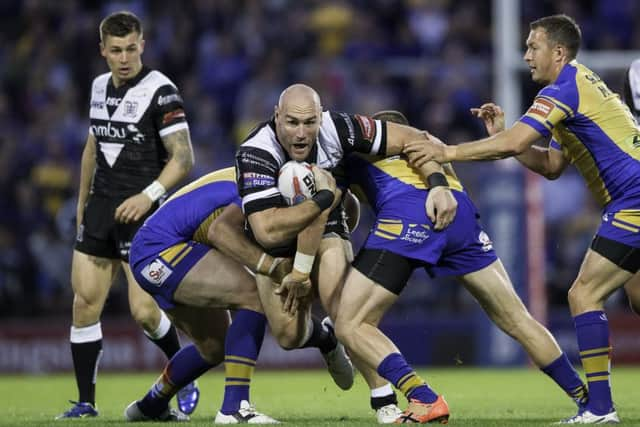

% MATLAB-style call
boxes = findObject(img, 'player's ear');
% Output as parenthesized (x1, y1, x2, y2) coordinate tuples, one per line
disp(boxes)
(139, 38, 145, 54)
(553, 44, 565, 63)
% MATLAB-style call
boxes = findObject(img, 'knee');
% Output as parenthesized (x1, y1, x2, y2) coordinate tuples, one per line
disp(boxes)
(273, 327, 304, 351)
(129, 301, 160, 331)
(567, 279, 590, 310)
(333, 317, 355, 346)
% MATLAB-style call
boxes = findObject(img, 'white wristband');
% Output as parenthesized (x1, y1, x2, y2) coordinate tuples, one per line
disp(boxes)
(293, 252, 315, 275)
(256, 252, 268, 274)
(142, 180, 166, 202)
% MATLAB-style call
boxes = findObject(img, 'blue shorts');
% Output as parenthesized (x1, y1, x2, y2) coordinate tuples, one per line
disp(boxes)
(598, 206, 640, 248)
(130, 228, 210, 310)
(363, 189, 497, 278)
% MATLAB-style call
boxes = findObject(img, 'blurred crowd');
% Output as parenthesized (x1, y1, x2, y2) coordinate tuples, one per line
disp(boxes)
(1, 0, 639, 317)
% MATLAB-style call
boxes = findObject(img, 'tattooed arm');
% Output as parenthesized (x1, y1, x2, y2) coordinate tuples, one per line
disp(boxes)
(114, 128, 194, 223)
(155, 128, 195, 192)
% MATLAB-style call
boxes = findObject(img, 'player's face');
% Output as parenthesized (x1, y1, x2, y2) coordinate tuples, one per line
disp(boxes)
(275, 105, 322, 161)
(101, 31, 145, 87)
(524, 29, 556, 85)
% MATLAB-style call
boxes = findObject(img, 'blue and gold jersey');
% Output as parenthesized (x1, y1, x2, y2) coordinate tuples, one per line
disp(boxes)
(519, 61, 640, 207)
(345, 154, 463, 212)
(140, 167, 240, 247)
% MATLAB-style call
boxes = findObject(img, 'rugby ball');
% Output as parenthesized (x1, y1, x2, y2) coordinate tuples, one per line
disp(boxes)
(278, 161, 316, 205)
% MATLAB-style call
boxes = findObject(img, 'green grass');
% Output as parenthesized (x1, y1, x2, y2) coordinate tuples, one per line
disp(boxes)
(2, 367, 640, 426)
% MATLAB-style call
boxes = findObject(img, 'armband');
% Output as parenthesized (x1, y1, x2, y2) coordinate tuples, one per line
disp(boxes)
(256, 253, 268, 274)
(311, 190, 334, 211)
(427, 172, 449, 189)
(142, 180, 167, 202)
(293, 252, 315, 275)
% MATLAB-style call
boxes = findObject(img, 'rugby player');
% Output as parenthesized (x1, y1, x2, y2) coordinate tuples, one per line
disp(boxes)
(404, 14, 640, 424)
(58, 11, 198, 419)
(228, 84, 456, 423)
(333, 110, 588, 424)
(124, 167, 295, 422)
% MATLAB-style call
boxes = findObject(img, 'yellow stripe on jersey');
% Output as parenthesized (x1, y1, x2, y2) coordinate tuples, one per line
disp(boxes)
(377, 222, 403, 236)
(192, 207, 226, 244)
(611, 221, 639, 233)
(159, 243, 187, 265)
(166, 167, 236, 203)
(374, 230, 399, 240)
(369, 156, 464, 192)
(614, 210, 640, 226)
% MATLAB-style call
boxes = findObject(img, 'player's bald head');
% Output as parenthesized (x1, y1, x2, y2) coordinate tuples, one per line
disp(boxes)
(277, 84, 322, 114)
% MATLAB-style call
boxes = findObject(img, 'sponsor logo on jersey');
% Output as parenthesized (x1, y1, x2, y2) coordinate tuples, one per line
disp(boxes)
(401, 224, 430, 244)
(243, 172, 275, 188)
(123, 100, 139, 117)
(91, 100, 105, 109)
(339, 112, 356, 145)
(127, 124, 145, 144)
(162, 108, 185, 125)
(158, 93, 183, 106)
(528, 98, 555, 118)
(106, 96, 122, 106)
(478, 231, 493, 252)
(91, 122, 127, 139)
(141, 259, 173, 286)
(355, 114, 375, 142)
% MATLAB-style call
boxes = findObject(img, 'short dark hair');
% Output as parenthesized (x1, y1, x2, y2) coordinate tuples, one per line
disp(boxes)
(530, 14, 581, 60)
(99, 11, 143, 42)
(371, 110, 409, 125)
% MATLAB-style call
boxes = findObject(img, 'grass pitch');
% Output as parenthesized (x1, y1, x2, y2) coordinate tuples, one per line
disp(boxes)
(2, 367, 639, 426)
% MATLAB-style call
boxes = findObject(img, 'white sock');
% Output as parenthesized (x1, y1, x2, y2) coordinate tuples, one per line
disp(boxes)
(70, 322, 102, 343)
(143, 310, 171, 339)
(371, 383, 394, 398)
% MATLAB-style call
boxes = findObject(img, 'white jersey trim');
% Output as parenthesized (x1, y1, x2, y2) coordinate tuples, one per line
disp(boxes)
(371, 120, 382, 154)
(242, 187, 280, 211)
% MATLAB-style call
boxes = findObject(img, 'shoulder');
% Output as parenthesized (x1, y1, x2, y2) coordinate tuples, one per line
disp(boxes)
(238, 122, 285, 166)
(138, 70, 181, 99)
(91, 72, 111, 91)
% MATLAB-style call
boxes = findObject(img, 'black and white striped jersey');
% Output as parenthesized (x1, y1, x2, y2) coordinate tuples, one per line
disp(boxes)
(235, 111, 387, 216)
(88, 66, 188, 199)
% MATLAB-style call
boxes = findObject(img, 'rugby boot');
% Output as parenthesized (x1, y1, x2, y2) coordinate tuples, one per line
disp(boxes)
(558, 407, 620, 424)
(124, 400, 189, 422)
(214, 400, 280, 424)
(377, 403, 404, 424)
(394, 396, 449, 424)
(321, 316, 355, 390)
(176, 380, 200, 415)
(56, 401, 98, 419)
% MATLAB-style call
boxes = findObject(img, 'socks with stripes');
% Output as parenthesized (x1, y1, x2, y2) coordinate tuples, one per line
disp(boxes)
(377, 353, 438, 403)
(138, 344, 213, 417)
(574, 310, 613, 415)
(220, 310, 267, 415)
(541, 353, 588, 407)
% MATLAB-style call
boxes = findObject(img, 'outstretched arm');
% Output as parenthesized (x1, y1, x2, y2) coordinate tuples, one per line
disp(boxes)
(471, 103, 568, 179)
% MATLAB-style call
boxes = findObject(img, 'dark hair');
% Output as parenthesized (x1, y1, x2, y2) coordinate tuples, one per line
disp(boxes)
(371, 110, 409, 125)
(530, 14, 581, 60)
(99, 11, 143, 42)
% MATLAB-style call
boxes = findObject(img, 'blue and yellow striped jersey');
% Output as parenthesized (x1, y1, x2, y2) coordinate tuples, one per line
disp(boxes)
(142, 167, 240, 245)
(345, 154, 463, 212)
(519, 61, 640, 207)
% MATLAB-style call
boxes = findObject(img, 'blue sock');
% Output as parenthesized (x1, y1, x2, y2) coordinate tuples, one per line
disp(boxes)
(220, 310, 266, 415)
(377, 353, 438, 403)
(138, 344, 213, 416)
(541, 353, 587, 406)
(574, 311, 613, 415)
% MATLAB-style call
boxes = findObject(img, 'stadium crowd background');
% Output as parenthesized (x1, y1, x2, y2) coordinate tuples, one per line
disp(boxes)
(0, 0, 639, 321)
